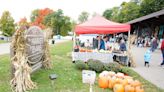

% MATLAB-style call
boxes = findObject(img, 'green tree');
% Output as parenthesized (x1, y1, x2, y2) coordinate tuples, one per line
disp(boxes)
(103, 1, 141, 23)
(44, 9, 72, 36)
(103, 9, 113, 20)
(0, 11, 15, 36)
(140, 0, 164, 16)
(30, 9, 39, 22)
(60, 16, 72, 36)
(78, 11, 89, 23)
(119, 1, 141, 22)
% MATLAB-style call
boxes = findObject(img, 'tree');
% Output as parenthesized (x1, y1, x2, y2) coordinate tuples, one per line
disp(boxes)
(103, 9, 113, 20)
(18, 17, 29, 27)
(103, 1, 141, 23)
(30, 8, 53, 29)
(140, 0, 164, 16)
(0, 11, 15, 36)
(44, 9, 72, 36)
(30, 9, 39, 22)
(78, 11, 89, 23)
(118, 1, 141, 22)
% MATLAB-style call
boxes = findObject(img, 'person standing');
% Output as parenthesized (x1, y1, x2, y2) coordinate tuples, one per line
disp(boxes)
(93, 36, 99, 49)
(160, 39, 164, 66)
(150, 37, 158, 52)
(98, 36, 105, 50)
(144, 50, 151, 67)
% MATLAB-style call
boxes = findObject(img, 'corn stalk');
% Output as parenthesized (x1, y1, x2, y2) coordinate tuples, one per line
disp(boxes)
(10, 29, 36, 92)
(42, 29, 52, 69)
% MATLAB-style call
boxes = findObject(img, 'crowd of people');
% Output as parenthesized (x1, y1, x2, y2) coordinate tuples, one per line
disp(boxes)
(76, 35, 127, 52)
(136, 36, 159, 52)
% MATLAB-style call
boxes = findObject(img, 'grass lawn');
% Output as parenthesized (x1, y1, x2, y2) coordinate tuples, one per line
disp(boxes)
(0, 41, 164, 92)
(0, 40, 7, 44)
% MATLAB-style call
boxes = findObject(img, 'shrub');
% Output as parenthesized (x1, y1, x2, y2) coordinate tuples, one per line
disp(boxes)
(104, 62, 122, 73)
(75, 60, 88, 70)
(87, 59, 104, 73)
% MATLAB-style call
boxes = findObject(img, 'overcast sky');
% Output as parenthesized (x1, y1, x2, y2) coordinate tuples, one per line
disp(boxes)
(0, 0, 130, 22)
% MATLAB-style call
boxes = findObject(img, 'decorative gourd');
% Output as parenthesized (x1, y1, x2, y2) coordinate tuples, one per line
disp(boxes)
(98, 76, 108, 88)
(125, 85, 135, 92)
(131, 80, 141, 87)
(113, 84, 124, 92)
(135, 86, 144, 92)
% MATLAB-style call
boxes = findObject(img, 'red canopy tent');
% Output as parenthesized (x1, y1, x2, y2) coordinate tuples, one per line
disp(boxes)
(75, 15, 130, 34)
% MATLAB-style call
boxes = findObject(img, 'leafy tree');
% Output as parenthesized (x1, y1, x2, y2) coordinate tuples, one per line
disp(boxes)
(18, 17, 29, 27)
(78, 11, 89, 23)
(0, 11, 15, 36)
(119, 1, 140, 22)
(44, 9, 72, 36)
(103, 9, 113, 20)
(140, 0, 164, 16)
(30, 9, 39, 22)
(30, 8, 53, 29)
(92, 12, 98, 17)
(103, 1, 140, 23)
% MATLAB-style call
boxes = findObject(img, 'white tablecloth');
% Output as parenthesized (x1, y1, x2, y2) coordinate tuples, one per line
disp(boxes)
(72, 52, 113, 63)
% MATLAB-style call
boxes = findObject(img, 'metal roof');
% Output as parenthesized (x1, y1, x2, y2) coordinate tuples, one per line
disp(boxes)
(127, 9, 164, 24)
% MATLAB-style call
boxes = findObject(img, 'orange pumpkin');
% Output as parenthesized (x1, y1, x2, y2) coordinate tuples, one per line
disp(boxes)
(98, 76, 108, 89)
(135, 86, 144, 92)
(125, 85, 135, 92)
(120, 79, 128, 87)
(116, 73, 124, 78)
(131, 80, 141, 87)
(115, 78, 122, 84)
(108, 78, 116, 89)
(113, 84, 124, 92)
(108, 71, 116, 77)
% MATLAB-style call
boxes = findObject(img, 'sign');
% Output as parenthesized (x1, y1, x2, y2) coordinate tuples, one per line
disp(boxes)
(82, 70, 96, 84)
(25, 26, 44, 72)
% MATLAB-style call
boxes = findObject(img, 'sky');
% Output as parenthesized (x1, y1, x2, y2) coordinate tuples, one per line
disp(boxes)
(0, 0, 130, 22)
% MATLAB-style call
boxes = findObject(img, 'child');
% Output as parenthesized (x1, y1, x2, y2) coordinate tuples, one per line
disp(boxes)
(144, 50, 151, 67)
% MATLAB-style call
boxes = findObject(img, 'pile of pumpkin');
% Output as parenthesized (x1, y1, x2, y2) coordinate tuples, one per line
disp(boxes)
(79, 48, 93, 52)
(98, 71, 144, 92)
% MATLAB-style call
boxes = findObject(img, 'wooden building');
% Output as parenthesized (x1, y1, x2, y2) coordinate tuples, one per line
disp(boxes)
(128, 9, 164, 39)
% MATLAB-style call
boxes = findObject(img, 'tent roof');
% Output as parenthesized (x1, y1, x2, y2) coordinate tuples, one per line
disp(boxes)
(75, 15, 130, 34)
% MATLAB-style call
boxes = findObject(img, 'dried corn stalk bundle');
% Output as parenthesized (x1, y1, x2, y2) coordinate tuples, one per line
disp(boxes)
(127, 35, 137, 67)
(42, 30, 52, 69)
(10, 29, 36, 92)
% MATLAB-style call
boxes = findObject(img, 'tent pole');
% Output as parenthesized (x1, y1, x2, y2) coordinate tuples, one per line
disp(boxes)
(127, 30, 131, 66)
(73, 32, 76, 50)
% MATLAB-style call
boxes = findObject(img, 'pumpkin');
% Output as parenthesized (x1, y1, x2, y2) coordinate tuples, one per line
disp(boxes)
(120, 79, 128, 87)
(108, 78, 116, 89)
(131, 80, 141, 87)
(124, 76, 133, 84)
(125, 85, 135, 92)
(135, 86, 144, 92)
(99, 71, 109, 78)
(98, 76, 108, 88)
(80, 49, 86, 52)
(113, 84, 124, 92)
(115, 78, 122, 84)
(108, 71, 116, 77)
(116, 72, 124, 78)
